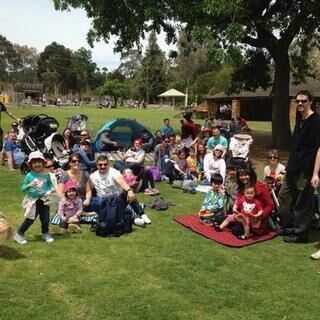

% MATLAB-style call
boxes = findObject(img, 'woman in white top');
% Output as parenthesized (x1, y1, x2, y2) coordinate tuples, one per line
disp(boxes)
(203, 144, 226, 184)
(263, 149, 286, 181)
(114, 139, 146, 175)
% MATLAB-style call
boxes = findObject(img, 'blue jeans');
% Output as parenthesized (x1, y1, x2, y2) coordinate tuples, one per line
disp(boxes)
(80, 196, 102, 212)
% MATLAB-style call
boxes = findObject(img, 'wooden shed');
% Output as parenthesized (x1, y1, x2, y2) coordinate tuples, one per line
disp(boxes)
(205, 78, 320, 122)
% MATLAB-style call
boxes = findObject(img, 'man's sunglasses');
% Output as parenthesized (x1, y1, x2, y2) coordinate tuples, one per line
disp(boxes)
(268, 156, 279, 160)
(295, 99, 308, 104)
(45, 164, 55, 169)
(98, 163, 108, 167)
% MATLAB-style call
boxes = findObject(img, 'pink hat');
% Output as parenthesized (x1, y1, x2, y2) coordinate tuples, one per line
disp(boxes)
(64, 181, 77, 193)
(27, 151, 45, 163)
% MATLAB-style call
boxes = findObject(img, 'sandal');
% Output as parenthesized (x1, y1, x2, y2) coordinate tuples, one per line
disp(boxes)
(213, 222, 222, 232)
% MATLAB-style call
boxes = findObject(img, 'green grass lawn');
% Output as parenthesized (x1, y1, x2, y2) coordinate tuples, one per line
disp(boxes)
(0, 105, 319, 320)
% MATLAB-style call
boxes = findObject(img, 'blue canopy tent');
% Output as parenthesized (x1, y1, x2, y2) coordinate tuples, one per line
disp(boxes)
(94, 118, 154, 152)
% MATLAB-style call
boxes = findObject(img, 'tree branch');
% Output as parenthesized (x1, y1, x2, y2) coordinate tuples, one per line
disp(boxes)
(242, 36, 264, 48)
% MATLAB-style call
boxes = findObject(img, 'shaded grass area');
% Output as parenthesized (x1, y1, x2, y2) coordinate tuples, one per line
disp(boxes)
(1, 106, 319, 319)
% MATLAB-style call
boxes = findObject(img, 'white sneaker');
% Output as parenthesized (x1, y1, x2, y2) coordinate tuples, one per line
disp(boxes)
(14, 233, 27, 245)
(310, 249, 320, 260)
(134, 217, 145, 227)
(141, 214, 152, 224)
(42, 233, 54, 243)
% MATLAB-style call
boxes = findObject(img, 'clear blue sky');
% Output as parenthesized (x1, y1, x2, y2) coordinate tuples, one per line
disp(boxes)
(0, 0, 174, 71)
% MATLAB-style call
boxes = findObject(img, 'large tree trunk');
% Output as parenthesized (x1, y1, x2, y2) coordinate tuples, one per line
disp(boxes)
(185, 85, 189, 107)
(271, 50, 292, 149)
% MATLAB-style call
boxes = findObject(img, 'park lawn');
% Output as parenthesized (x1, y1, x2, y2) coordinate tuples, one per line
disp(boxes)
(0, 106, 319, 320)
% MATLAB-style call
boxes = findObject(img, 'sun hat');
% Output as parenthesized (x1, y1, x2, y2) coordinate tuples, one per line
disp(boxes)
(214, 144, 225, 152)
(27, 151, 45, 163)
(64, 181, 77, 193)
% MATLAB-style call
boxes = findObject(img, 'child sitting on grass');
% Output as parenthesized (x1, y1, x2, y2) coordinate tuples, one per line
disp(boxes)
(198, 173, 226, 225)
(122, 168, 138, 186)
(186, 146, 199, 179)
(176, 149, 190, 179)
(216, 184, 263, 239)
(14, 151, 54, 245)
(58, 181, 83, 233)
(122, 167, 159, 196)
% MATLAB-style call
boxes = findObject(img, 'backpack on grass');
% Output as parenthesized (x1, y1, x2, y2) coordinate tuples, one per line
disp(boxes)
(93, 195, 132, 237)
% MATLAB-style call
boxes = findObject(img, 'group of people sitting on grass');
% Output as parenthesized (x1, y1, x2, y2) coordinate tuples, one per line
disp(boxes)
(1, 103, 319, 260)
(9, 108, 283, 245)
(12, 144, 286, 245)
(13, 150, 152, 245)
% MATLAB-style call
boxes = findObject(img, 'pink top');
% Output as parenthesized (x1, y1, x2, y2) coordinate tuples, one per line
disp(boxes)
(123, 175, 137, 185)
(58, 197, 83, 219)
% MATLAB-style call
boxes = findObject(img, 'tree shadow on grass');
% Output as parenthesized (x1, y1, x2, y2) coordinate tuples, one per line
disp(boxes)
(0, 245, 26, 260)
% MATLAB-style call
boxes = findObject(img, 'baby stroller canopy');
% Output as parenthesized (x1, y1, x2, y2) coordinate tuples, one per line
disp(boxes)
(21, 114, 59, 154)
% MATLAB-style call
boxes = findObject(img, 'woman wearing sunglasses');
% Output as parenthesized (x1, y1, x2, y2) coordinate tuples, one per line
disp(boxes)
(263, 149, 286, 182)
(56, 153, 96, 212)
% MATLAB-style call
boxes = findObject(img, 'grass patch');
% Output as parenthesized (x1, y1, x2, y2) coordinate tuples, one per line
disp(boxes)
(0, 105, 319, 319)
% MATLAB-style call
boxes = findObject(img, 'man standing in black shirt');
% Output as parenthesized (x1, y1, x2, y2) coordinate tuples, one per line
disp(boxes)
(278, 90, 320, 243)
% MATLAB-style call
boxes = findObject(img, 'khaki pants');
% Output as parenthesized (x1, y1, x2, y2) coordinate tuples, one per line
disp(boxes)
(278, 172, 314, 236)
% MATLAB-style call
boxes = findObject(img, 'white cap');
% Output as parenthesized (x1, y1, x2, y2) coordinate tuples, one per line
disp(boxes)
(27, 151, 45, 163)
(214, 144, 225, 152)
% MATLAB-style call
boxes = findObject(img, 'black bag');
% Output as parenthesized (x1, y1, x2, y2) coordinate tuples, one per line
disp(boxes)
(94, 195, 132, 237)
(147, 197, 174, 211)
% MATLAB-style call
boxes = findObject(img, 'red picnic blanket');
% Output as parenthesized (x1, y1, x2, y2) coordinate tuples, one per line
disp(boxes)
(174, 215, 277, 247)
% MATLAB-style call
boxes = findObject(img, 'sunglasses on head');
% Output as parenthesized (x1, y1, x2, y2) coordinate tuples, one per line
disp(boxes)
(71, 159, 81, 163)
(295, 99, 308, 104)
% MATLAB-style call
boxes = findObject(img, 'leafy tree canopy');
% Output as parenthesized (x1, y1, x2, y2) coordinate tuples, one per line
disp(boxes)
(0, 35, 19, 82)
(53, 0, 320, 147)
(95, 79, 127, 105)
